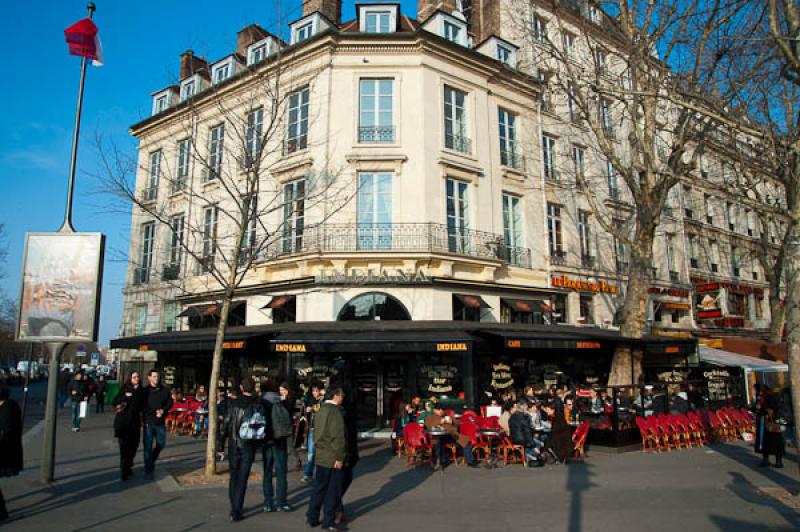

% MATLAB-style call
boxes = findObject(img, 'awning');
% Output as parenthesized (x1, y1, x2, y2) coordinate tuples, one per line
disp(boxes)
(177, 300, 245, 318)
(699, 345, 788, 372)
(110, 325, 273, 352)
(270, 330, 473, 354)
(501, 298, 548, 313)
(643, 341, 696, 356)
(480, 330, 607, 351)
(455, 294, 491, 309)
(262, 295, 295, 309)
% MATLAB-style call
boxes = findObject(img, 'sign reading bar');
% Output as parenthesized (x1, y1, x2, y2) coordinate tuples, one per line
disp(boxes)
(436, 342, 468, 352)
(316, 268, 431, 286)
(551, 274, 618, 294)
(576, 341, 602, 349)
(275, 343, 307, 353)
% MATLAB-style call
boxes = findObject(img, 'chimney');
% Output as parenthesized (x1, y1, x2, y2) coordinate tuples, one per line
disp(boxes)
(237, 24, 269, 58)
(302, 0, 342, 24)
(180, 50, 209, 80)
(417, 0, 459, 23)
(473, 0, 501, 43)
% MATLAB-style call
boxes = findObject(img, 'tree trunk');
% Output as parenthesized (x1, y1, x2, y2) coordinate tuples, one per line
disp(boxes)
(768, 296, 785, 345)
(204, 295, 233, 476)
(608, 232, 654, 386)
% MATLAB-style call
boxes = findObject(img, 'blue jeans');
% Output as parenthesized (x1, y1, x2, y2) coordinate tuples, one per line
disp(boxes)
(303, 429, 315, 478)
(228, 442, 256, 515)
(263, 439, 288, 505)
(306, 465, 343, 528)
(71, 401, 82, 429)
(143, 424, 167, 474)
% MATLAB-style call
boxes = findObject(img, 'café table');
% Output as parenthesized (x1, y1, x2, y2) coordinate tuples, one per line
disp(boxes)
(425, 427, 451, 468)
(478, 428, 503, 468)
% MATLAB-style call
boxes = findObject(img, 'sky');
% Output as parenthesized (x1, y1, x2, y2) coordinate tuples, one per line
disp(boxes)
(1, 0, 419, 346)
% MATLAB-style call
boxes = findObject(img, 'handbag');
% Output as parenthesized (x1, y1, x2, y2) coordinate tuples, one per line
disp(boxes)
(765, 420, 781, 433)
(79, 400, 89, 419)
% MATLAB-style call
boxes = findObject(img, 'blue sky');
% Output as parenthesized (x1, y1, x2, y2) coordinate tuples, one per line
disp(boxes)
(1, 0, 418, 345)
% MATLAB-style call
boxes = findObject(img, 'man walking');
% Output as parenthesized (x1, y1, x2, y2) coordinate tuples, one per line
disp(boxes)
(224, 377, 269, 522)
(262, 382, 293, 513)
(301, 383, 324, 483)
(142, 369, 173, 479)
(68, 371, 88, 432)
(306, 386, 347, 531)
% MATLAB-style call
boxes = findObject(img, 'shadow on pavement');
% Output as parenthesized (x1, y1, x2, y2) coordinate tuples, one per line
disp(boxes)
(346, 463, 434, 521)
(722, 472, 800, 529)
(712, 443, 800, 493)
(71, 496, 184, 531)
(708, 514, 796, 532)
(567, 459, 597, 532)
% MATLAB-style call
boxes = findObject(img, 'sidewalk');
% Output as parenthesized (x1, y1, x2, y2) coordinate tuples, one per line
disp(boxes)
(1, 409, 798, 531)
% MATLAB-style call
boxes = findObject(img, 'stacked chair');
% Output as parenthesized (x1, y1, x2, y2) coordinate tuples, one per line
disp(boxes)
(635, 408, 754, 452)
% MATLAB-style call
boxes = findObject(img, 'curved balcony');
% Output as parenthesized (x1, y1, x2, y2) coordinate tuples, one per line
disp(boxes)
(255, 223, 532, 268)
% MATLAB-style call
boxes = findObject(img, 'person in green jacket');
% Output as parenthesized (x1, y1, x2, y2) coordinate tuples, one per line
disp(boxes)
(305, 386, 347, 531)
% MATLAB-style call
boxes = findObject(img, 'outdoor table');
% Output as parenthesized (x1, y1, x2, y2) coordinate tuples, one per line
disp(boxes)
(195, 409, 209, 415)
(478, 428, 503, 468)
(426, 428, 450, 437)
(172, 407, 189, 413)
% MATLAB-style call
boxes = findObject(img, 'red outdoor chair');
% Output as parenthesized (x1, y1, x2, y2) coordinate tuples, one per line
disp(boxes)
(572, 421, 590, 461)
(459, 420, 490, 462)
(500, 435, 527, 467)
(636, 417, 660, 452)
(403, 423, 431, 466)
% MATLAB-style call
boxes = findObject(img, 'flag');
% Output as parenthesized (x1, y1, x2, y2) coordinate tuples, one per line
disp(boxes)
(64, 18, 103, 66)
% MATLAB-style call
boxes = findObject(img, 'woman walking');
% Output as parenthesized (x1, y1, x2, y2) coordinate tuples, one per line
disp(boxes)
(757, 389, 785, 468)
(0, 384, 23, 521)
(112, 372, 145, 481)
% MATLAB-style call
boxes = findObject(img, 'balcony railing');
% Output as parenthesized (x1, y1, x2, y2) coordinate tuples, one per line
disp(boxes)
(358, 126, 395, 144)
(669, 271, 679, 282)
(133, 266, 150, 285)
(254, 223, 532, 268)
(283, 136, 308, 155)
(141, 187, 157, 202)
(581, 255, 595, 268)
(550, 251, 567, 266)
(445, 133, 472, 154)
(616, 259, 629, 273)
(501, 150, 524, 170)
(162, 263, 180, 281)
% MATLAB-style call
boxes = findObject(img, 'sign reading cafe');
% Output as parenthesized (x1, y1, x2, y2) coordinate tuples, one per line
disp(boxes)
(316, 268, 431, 285)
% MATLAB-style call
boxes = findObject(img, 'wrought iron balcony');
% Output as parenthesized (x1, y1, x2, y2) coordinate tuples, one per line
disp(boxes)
(141, 187, 157, 202)
(501, 150, 524, 170)
(255, 223, 532, 268)
(162, 263, 180, 281)
(358, 126, 395, 144)
(283, 136, 308, 155)
(550, 251, 567, 266)
(445, 133, 472, 154)
(133, 266, 150, 285)
(581, 255, 595, 268)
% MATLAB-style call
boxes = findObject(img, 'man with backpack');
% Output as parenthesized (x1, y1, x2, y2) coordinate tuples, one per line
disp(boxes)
(262, 381, 293, 513)
(223, 377, 270, 522)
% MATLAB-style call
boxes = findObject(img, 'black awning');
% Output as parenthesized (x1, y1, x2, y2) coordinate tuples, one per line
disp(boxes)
(455, 294, 491, 309)
(270, 330, 473, 354)
(262, 295, 296, 309)
(479, 330, 607, 351)
(501, 298, 548, 313)
(110, 325, 273, 352)
(177, 301, 245, 318)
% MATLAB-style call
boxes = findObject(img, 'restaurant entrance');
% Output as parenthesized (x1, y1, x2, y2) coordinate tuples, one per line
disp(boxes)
(352, 356, 408, 431)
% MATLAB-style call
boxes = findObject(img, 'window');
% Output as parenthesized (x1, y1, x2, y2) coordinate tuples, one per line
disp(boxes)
(134, 304, 148, 336)
(710, 240, 720, 272)
(180, 79, 195, 101)
(201, 206, 218, 272)
(572, 144, 586, 186)
(359, 79, 394, 143)
(607, 160, 619, 199)
(666, 234, 677, 279)
(446, 178, 470, 253)
(295, 21, 314, 43)
(496, 44, 513, 64)
(589, 5, 601, 24)
(552, 294, 567, 324)
(579, 295, 594, 324)
(755, 293, 764, 318)
(272, 297, 296, 324)
(532, 15, 547, 43)
(207, 125, 224, 180)
(683, 186, 694, 218)
(138, 222, 155, 284)
(452, 294, 483, 322)
(498, 108, 518, 168)
(538, 70, 551, 111)
(563, 32, 575, 57)
(547, 203, 563, 258)
(444, 20, 462, 43)
(241, 196, 257, 256)
(285, 87, 309, 154)
(168, 214, 185, 268)
(726, 202, 736, 231)
(567, 82, 578, 122)
(282, 179, 305, 253)
(613, 219, 627, 271)
(175, 139, 190, 191)
(595, 49, 607, 74)
(212, 60, 232, 84)
(542, 134, 558, 181)
(746, 209, 755, 237)
(599, 97, 613, 137)
(731, 245, 740, 277)
(247, 40, 269, 65)
(704, 194, 714, 224)
(145, 151, 161, 200)
(444, 86, 470, 153)
(364, 10, 391, 33)
(502, 193, 523, 265)
(688, 234, 699, 268)
(245, 108, 263, 166)
(338, 292, 411, 321)
(162, 302, 177, 332)
(727, 292, 747, 316)
(357, 173, 393, 249)
(578, 210, 591, 264)
(153, 94, 169, 114)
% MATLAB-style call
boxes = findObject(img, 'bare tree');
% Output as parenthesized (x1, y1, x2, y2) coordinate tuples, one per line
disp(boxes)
(98, 36, 354, 475)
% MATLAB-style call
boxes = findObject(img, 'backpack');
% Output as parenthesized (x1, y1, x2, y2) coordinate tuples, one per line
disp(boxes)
(272, 402, 292, 439)
(238, 401, 268, 441)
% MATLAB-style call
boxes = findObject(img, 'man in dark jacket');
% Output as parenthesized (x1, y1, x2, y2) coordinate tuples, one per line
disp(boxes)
(112, 372, 145, 481)
(68, 372, 89, 431)
(223, 377, 270, 522)
(262, 382, 292, 513)
(142, 369, 173, 479)
(301, 382, 325, 483)
(507, 402, 544, 467)
(0, 384, 23, 521)
(335, 391, 360, 525)
(306, 386, 347, 531)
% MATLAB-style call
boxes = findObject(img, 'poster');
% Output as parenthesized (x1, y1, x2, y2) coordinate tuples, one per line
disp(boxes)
(17, 232, 105, 342)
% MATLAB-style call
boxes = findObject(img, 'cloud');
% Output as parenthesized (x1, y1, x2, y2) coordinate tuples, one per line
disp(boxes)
(3, 149, 64, 170)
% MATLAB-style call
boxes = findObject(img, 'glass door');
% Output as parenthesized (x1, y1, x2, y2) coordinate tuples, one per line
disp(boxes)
(353, 357, 379, 430)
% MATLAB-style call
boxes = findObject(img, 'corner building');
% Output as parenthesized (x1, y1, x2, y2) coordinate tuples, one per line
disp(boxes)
(113, 0, 778, 429)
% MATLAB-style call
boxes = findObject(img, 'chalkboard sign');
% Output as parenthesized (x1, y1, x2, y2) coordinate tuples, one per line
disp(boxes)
(418, 364, 459, 395)
(491, 362, 514, 390)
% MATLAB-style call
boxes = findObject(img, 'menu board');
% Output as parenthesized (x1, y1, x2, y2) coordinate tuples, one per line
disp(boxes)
(491, 362, 514, 390)
(162, 366, 176, 386)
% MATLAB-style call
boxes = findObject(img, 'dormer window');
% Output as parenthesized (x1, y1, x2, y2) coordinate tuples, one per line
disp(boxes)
(496, 44, 513, 64)
(180, 76, 199, 102)
(295, 21, 314, 43)
(359, 4, 398, 33)
(477, 37, 518, 67)
(212, 58, 234, 84)
(247, 38, 271, 65)
(444, 20, 462, 43)
(151, 89, 175, 116)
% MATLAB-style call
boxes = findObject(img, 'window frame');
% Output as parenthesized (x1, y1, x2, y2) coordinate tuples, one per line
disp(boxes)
(285, 87, 310, 154)
(446, 177, 471, 253)
(361, 7, 396, 33)
(282, 179, 306, 253)
(542, 134, 557, 181)
(498, 108, 518, 167)
(247, 38, 271, 65)
(444, 85, 470, 154)
(546, 203, 563, 257)
(176, 138, 191, 190)
(139, 222, 155, 282)
(358, 78, 394, 144)
(211, 57, 234, 84)
(168, 214, 185, 267)
(207, 124, 225, 180)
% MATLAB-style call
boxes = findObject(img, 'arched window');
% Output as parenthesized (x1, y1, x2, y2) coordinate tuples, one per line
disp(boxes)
(337, 292, 411, 321)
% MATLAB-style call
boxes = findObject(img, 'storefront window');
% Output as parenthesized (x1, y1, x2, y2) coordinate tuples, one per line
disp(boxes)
(453, 294, 482, 321)
(579, 295, 594, 324)
(337, 292, 410, 321)
(727, 292, 747, 316)
(416, 353, 462, 398)
(500, 299, 547, 324)
(552, 294, 567, 323)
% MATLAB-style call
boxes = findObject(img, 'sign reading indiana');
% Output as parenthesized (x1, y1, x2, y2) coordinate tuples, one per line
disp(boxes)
(17, 232, 105, 342)
(316, 268, 431, 285)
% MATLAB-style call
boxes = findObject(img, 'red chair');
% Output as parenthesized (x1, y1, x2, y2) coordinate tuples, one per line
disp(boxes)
(572, 421, 590, 461)
(459, 421, 489, 461)
(403, 423, 431, 466)
(636, 417, 659, 452)
(500, 435, 527, 467)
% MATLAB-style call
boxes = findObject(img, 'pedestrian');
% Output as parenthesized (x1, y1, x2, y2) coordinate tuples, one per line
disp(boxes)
(68, 371, 89, 432)
(262, 381, 293, 513)
(305, 386, 347, 531)
(112, 372, 144, 481)
(301, 382, 325, 483)
(758, 389, 785, 468)
(0, 384, 23, 522)
(95, 375, 108, 414)
(335, 390, 360, 525)
(142, 369, 173, 479)
(223, 377, 269, 522)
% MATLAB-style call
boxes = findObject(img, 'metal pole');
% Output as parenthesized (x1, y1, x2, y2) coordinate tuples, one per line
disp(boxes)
(20, 343, 33, 430)
(40, 342, 64, 483)
(59, 2, 96, 233)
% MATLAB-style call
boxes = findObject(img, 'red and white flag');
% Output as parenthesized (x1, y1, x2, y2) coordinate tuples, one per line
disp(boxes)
(64, 18, 103, 66)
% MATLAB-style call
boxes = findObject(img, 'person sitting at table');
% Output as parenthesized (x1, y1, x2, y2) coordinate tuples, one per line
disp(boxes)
(410, 395, 423, 419)
(508, 401, 544, 467)
(392, 402, 414, 454)
(499, 401, 513, 435)
(424, 404, 477, 469)
(528, 401, 548, 431)
(523, 386, 537, 407)
(192, 387, 210, 437)
(417, 401, 435, 424)
(542, 400, 573, 463)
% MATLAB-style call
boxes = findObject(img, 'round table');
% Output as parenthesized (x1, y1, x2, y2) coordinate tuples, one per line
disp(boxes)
(426, 428, 450, 437)
(478, 429, 503, 467)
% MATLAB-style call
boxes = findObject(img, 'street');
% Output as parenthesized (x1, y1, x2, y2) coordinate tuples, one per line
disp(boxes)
(0, 409, 797, 531)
